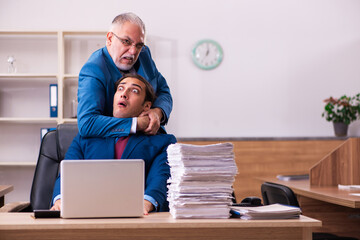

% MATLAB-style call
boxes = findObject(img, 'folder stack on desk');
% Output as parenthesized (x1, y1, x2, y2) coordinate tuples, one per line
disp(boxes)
(231, 203, 302, 220)
(167, 142, 238, 219)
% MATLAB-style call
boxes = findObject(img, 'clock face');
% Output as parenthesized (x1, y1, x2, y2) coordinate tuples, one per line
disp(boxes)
(192, 39, 223, 70)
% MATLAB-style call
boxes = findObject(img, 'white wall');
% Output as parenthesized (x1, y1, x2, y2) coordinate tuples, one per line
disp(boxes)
(1, 0, 360, 204)
(1, 0, 360, 138)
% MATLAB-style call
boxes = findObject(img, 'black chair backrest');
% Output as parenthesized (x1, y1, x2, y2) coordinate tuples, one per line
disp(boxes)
(261, 182, 300, 207)
(30, 123, 78, 210)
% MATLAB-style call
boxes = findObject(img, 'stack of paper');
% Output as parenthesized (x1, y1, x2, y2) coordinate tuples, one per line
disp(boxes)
(231, 204, 302, 220)
(167, 142, 238, 219)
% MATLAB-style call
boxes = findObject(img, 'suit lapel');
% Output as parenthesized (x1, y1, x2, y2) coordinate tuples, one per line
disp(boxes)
(107, 137, 116, 159)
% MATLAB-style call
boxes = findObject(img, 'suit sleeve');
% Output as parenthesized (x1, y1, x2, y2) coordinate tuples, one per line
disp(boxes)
(152, 71, 172, 124)
(142, 47, 173, 124)
(77, 61, 133, 138)
(144, 135, 177, 211)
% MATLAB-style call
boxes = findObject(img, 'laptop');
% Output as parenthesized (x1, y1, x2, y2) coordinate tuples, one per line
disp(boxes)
(60, 159, 144, 218)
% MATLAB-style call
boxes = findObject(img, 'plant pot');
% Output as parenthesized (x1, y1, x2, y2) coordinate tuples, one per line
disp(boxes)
(333, 122, 348, 137)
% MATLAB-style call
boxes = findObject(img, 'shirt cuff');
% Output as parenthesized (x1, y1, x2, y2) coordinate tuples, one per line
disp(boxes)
(144, 194, 158, 211)
(130, 117, 137, 133)
(53, 194, 61, 205)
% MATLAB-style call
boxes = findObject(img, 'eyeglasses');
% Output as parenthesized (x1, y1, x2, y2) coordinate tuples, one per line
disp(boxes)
(111, 32, 145, 51)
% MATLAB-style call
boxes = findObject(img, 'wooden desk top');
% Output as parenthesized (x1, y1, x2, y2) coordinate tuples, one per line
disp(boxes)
(259, 178, 360, 208)
(0, 212, 321, 240)
(0, 185, 13, 197)
(0, 212, 321, 230)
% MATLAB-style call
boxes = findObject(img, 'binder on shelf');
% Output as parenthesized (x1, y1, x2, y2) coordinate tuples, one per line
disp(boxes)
(49, 84, 58, 117)
(40, 127, 56, 140)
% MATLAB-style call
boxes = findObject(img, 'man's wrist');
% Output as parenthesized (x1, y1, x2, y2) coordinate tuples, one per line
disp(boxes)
(53, 194, 61, 205)
(154, 108, 165, 124)
(144, 194, 158, 211)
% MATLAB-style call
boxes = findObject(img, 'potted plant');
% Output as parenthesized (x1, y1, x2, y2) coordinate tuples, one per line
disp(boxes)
(322, 94, 360, 137)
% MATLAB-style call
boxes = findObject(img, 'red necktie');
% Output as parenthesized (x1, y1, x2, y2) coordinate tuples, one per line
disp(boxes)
(115, 136, 130, 159)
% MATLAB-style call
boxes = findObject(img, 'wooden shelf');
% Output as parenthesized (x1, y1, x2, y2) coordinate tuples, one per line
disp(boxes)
(0, 73, 57, 77)
(0, 31, 58, 35)
(61, 118, 77, 123)
(62, 31, 106, 35)
(64, 74, 79, 79)
(0, 118, 58, 124)
(0, 74, 58, 80)
(0, 162, 36, 167)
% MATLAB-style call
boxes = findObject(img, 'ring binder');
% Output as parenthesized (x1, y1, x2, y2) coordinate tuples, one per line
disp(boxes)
(49, 84, 58, 117)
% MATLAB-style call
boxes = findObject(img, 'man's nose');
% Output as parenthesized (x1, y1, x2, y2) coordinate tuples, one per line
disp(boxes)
(128, 45, 138, 55)
(120, 89, 129, 99)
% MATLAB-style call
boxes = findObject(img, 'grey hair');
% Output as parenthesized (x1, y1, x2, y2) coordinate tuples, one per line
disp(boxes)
(111, 12, 146, 35)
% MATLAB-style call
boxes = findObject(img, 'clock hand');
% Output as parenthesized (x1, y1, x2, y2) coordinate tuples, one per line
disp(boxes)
(205, 44, 210, 56)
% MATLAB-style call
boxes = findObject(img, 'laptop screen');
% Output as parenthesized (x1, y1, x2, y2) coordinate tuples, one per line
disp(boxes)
(60, 159, 144, 218)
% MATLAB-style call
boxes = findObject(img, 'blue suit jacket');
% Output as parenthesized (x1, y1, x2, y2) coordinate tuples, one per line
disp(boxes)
(52, 133, 177, 212)
(77, 46, 173, 138)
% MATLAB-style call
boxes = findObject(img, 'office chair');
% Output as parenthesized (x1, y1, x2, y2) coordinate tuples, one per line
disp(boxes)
(232, 190, 262, 207)
(0, 123, 78, 212)
(261, 182, 300, 207)
(261, 182, 358, 240)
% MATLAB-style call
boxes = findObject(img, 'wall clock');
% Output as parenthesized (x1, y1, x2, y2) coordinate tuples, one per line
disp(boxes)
(192, 39, 223, 70)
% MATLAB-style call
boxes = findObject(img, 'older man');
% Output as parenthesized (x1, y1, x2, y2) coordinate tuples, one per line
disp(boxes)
(77, 12, 172, 138)
(51, 74, 176, 214)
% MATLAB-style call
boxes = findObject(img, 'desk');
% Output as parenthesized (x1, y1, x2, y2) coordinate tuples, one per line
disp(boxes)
(0, 185, 13, 207)
(260, 178, 360, 238)
(0, 212, 320, 240)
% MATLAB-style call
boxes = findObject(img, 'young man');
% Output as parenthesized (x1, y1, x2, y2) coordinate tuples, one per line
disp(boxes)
(77, 12, 172, 138)
(51, 74, 176, 214)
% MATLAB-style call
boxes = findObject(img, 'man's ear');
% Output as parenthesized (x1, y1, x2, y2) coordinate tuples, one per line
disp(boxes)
(106, 32, 113, 46)
(143, 101, 152, 111)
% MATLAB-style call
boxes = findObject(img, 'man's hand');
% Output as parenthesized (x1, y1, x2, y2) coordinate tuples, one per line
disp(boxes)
(50, 199, 61, 211)
(142, 108, 163, 135)
(143, 200, 154, 215)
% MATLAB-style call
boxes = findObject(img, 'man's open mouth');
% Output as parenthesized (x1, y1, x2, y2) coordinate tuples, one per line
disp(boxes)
(122, 56, 134, 62)
(119, 102, 127, 107)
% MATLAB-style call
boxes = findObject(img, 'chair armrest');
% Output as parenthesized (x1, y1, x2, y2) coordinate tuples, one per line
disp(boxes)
(0, 201, 30, 212)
